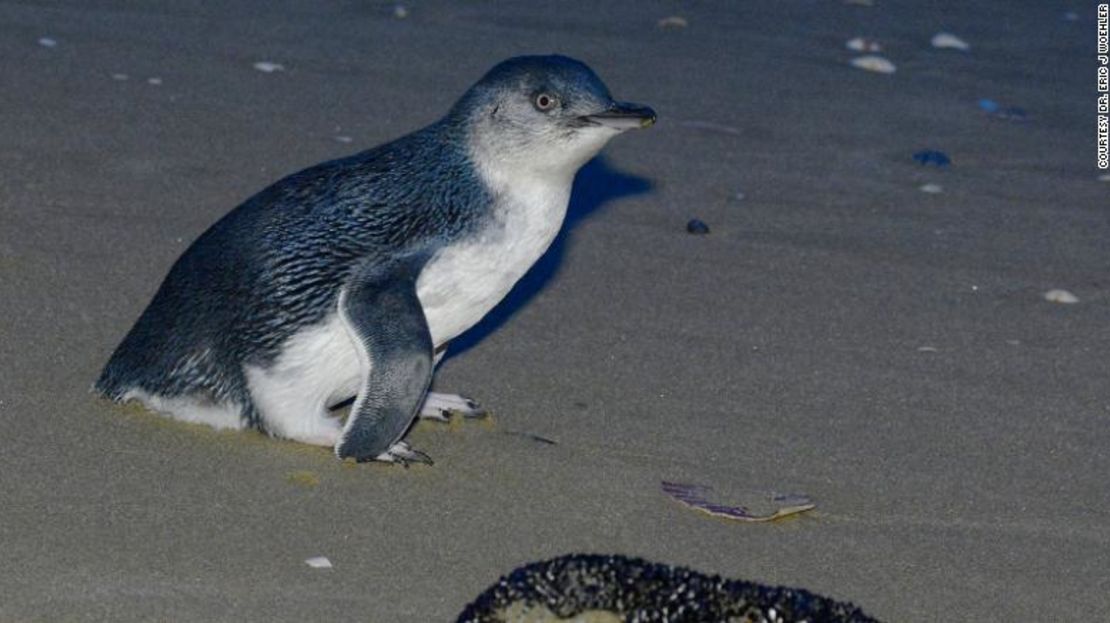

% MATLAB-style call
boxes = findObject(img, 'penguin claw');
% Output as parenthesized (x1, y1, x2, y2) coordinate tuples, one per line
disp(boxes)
(368, 440, 434, 466)
(421, 408, 452, 423)
(419, 392, 488, 421)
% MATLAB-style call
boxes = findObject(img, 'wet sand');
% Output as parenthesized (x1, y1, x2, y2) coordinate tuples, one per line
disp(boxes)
(0, 1, 1106, 620)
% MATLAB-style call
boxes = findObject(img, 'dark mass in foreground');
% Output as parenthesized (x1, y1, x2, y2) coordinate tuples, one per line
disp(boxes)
(457, 554, 879, 622)
(95, 55, 654, 464)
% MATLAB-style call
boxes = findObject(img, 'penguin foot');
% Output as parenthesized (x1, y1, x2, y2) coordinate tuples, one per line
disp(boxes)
(363, 440, 434, 467)
(419, 392, 487, 422)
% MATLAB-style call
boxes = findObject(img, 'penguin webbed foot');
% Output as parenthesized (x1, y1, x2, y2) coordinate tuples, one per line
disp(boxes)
(419, 392, 487, 422)
(361, 440, 434, 467)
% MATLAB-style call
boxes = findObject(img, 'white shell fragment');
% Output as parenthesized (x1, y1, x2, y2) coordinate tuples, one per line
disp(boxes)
(846, 37, 881, 52)
(392, 4, 408, 18)
(931, 32, 970, 51)
(334, 135, 353, 143)
(919, 183, 943, 194)
(253, 61, 285, 73)
(1043, 289, 1079, 304)
(657, 16, 688, 29)
(850, 55, 896, 74)
(38, 37, 57, 47)
(678, 119, 742, 136)
(917, 346, 939, 353)
(147, 77, 162, 85)
(305, 556, 333, 569)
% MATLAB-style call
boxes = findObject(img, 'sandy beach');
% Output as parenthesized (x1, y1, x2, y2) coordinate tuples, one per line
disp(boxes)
(1, 1, 1106, 620)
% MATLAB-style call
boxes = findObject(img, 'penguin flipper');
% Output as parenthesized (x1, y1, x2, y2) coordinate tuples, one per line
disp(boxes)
(335, 265, 433, 463)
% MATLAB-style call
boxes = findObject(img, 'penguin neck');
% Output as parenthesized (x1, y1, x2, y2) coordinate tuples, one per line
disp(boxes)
(469, 149, 576, 203)
(472, 147, 573, 254)
(412, 123, 582, 347)
(462, 112, 594, 195)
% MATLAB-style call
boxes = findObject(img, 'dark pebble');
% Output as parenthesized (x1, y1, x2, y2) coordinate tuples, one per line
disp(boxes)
(686, 218, 710, 234)
(912, 150, 951, 167)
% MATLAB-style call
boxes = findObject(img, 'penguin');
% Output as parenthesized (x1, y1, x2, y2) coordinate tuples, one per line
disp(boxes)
(95, 55, 656, 464)
(455, 553, 880, 622)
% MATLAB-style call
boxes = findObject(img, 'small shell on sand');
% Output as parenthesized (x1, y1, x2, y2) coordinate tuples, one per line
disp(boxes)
(392, 4, 408, 18)
(305, 556, 333, 569)
(661, 481, 814, 522)
(38, 37, 57, 47)
(657, 16, 688, 29)
(334, 135, 354, 143)
(846, 37, 881, 52)
(850, 55, 896, 74)
(931, 32, 970, 51)
(919, 183, 943, 194)
(147, 77, 162, 85)
(1043, 289, 1079, 304)
(253, 61, 285, 73)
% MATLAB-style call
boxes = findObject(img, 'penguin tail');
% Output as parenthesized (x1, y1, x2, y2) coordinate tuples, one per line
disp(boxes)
(92, 356, 132, 401)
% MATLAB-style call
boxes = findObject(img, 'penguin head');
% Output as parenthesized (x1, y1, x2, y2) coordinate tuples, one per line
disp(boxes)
(453, 55, 655, 179)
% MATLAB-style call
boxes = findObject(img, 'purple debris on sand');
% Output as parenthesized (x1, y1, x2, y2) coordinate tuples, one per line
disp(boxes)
(661, 481, 815, 522)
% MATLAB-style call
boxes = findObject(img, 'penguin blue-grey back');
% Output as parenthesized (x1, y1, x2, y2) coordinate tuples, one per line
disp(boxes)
(96, 55, 655, 463)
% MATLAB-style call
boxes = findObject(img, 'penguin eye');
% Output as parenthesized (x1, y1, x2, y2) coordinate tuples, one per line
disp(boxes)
(534, 92, 558, 112)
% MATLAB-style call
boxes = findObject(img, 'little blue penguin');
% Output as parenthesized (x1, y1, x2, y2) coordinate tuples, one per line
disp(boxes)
(95, 55, 655, 464)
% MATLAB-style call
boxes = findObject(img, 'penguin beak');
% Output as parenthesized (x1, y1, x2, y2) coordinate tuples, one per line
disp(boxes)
(580, 101, 657, 130)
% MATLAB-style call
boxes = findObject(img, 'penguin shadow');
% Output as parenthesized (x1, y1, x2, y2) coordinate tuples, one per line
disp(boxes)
(445, 155, 653, 362)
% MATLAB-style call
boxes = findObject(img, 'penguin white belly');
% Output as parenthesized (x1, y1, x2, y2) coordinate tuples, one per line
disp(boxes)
(123, 388, 246, 431)
(416, 181, 570, 346)
(243, 313, 360, 445)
